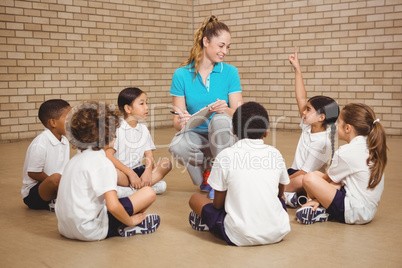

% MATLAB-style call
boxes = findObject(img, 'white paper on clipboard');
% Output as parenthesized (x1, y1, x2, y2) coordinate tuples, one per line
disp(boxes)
(178, 100, 220, 134)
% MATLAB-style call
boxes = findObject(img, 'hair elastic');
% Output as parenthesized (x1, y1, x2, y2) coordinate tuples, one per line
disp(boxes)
(373, 119, 380, 125)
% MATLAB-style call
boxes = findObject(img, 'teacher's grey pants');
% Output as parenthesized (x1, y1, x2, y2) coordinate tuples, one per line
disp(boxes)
(168, 113, 237, 185)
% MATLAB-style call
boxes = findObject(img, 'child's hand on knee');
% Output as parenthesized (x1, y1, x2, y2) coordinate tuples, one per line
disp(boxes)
(302, 199, 320, 211)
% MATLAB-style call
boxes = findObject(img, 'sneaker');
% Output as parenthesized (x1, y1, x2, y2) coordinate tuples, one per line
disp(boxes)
(151, 180, 167, 195)
(296, 206, 329, 224)
(200, 166, 212, 192)
(118, 214, 160, 237)
(48, 199, 56, 212)
(284, 192, 298, 208)
(189, 211, 209, 231)
(208, 189, 215, 199)
(116, 186, 137, 198)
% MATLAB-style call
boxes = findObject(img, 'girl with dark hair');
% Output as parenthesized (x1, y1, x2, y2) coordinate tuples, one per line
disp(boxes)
(296, 103, 387, 225)
(168, 15, 244, 198)
(106, 87, 172, 197)
(283, 47, 339, 208)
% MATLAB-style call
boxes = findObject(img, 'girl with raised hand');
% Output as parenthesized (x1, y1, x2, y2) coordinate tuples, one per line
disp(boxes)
(283, 47, 339, 208)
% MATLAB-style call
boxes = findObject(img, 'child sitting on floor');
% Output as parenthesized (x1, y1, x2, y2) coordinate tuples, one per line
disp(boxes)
(283, 47, 339, 208)
(188, 102, 291, 246)
(55, 101, 160, 241)
(106, 87, 172, 197)
(22, 99, 71, 211)
(296, 103, 387, 225)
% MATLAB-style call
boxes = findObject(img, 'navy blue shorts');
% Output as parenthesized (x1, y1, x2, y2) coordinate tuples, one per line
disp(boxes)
(23, 182, 50, 210)
(327, 186, 346, 223)
(287, 168, 299, 176)
(201, 203, 235, 246)
(106, 197, 134, 238)
(133, 165, 145, 177)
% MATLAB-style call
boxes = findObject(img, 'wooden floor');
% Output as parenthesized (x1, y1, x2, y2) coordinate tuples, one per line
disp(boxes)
(1, 128, 401, 267)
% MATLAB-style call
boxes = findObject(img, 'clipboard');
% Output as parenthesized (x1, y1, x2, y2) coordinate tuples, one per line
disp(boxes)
(178, 100, 220, 134)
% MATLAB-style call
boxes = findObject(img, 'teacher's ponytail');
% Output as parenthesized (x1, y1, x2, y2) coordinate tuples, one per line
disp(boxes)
(181, 15, 230, 78)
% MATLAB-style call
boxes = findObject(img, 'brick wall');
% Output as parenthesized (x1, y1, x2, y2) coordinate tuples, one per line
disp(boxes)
(195, 0, 402, 135)
(1, 0, 401, 141)
(0, 0, 192, 141)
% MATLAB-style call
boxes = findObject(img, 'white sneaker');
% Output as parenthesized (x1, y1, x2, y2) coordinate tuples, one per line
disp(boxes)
(284, 192, 298, 208)
(116, 186, 137, 198)
(48, 199, 56, 212)
(151, 180, 167, 195)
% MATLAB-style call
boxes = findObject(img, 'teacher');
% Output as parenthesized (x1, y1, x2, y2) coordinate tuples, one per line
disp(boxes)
(168, 15, 243, 196)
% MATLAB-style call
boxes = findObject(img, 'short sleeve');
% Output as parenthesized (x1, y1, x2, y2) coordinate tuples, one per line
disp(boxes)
(144, 128, 156, 151)
(276, 152, 290, 185)
(170, 68, 185, 97)
(207, 152, 229, 191)
(228, 67, 242, 95)
(26, 143, 46, 173)
(327, 149, 352, 184)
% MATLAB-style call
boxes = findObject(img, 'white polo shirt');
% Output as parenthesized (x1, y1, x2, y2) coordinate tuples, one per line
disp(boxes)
(208, 139, 291, 246)
(113, 119, 156, 169)
(21, 129, 70, 198)
(328, 135, 384, 224)
(55, 148, 117, 241)
(291, 120, 331, 173)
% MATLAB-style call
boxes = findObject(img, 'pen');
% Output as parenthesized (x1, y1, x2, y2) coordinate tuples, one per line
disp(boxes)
(170, 111, 180, 115)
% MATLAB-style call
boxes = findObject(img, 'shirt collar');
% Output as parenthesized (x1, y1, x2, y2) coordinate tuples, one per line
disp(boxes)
(188, 62, 223, 73)
(43, 128, 68, 146)
(235, 138, 265, 148)
(349, 135, 367, 144)
(121, 118, 141, 131)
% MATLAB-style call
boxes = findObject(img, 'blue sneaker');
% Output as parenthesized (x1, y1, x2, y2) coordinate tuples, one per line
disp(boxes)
(208, 189, 215, 199)
(118, 214, 160, 236)
(296, 206, 329, 224)
(189, 211, 209, 231)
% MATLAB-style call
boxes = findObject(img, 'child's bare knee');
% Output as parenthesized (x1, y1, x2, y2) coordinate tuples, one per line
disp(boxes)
(144, 186, 156, 201)
(49, 173, 62, 187)
(302, 172, 315, 187)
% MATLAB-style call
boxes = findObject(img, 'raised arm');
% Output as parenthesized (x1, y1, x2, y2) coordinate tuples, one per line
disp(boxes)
(288, 47, 307, 118)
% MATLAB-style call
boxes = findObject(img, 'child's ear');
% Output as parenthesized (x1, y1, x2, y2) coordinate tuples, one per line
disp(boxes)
(263, 129, 269, 138)
(319, 114, 325, 122)
(124, 104, 131, 115)
(48, 118, 56, 128)
(345, 123, 353, 134)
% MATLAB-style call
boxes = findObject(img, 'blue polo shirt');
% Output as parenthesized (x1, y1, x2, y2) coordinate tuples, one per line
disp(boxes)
(170, 62, 242, 133)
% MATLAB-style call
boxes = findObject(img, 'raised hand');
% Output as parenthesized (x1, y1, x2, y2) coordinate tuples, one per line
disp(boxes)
(288, 46, 301, 73)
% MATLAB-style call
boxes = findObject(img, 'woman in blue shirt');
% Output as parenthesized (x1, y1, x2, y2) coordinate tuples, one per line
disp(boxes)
(169, 15, 243, 195)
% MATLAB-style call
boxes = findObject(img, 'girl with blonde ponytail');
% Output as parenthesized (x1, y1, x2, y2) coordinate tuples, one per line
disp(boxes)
(295, 103, 388, 225)
(169, 15, 243, 195)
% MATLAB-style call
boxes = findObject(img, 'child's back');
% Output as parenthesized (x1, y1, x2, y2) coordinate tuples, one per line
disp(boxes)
(189, 102, 290, 246)
(56, 148, 117, 241)
(210, 139, 290, 245)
